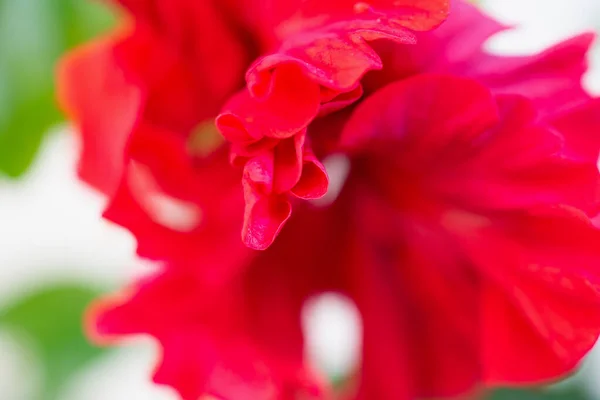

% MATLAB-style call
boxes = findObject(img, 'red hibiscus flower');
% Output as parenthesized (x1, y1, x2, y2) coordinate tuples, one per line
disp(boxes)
(57, 0, 600, 400)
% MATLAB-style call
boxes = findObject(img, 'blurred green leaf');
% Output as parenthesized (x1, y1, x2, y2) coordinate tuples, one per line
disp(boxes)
(0, 0, 115, 178)
(488, 387, 590, 400)
(0, 283, 105, 400)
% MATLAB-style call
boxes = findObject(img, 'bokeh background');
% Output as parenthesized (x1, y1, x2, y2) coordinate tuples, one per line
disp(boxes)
(1, 1, 600, 399)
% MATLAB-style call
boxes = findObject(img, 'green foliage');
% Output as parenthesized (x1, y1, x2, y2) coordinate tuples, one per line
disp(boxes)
(489, 387, 590, 400)
(0, 283, 106, 400)
(0, 0, 115, 178)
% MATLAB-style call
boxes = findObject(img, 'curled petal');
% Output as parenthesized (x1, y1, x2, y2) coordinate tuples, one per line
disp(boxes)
(243, 152, 277, 195)
(232, 141, 329, 251)
(273, 132, 306, 194)
(230, 137, 280, 167)
(292, 152, 330, 200)
(318, 84, 364, 116)
(248, 0, 450, 94)
(239, 134, 330, 249)
(248, 31, 397, 98)
(242, 194, 293, 251)
(315, 0, 450, 31)
(217, 64, 321, 140)
(242, 154, 294, 250)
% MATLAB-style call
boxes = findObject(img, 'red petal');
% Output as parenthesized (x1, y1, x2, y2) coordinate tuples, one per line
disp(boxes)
(318, 84, 364, 116)
(341, 75, 600, 213)
(292, 152, 329, 200)
(218, 64, 321, 140)
(242, 194, 293, 251)
(279, 0, 450, 37)
(340, 74, 499, 153)
(470, 33, 595, 116)
(363, 0, 506, 90)
(57, 36, 143, 195)
(273, 132, 306, 194)
(241, 1, 449, 105)
(88, 216, 336, 398)
(549, 98, 600, 162)
(103, 123, 249, 283)
(342, 186, 481, 398)
(114, 0, 249, 119)
(463, 207, 600, 384)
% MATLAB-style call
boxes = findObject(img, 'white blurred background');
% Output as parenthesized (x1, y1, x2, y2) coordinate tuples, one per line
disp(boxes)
(1, 0, 600, 399)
